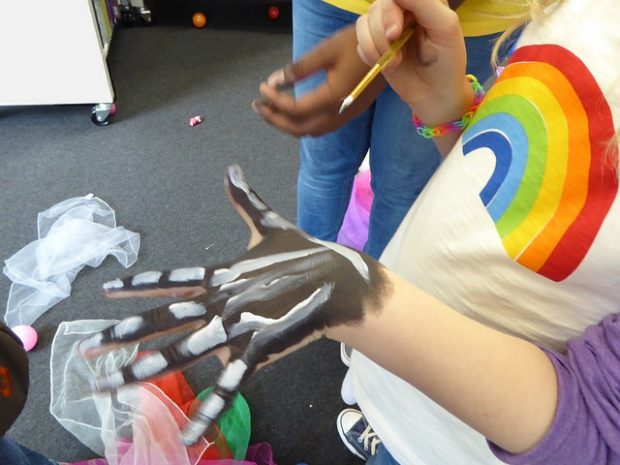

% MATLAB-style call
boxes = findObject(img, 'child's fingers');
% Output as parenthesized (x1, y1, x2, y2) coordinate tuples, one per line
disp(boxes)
(251, 100, 307, 137)
(257, 83, 299, 114)
(224, 165, 296, 247)
(182, 358, 254, 445)
(380, 0, 407, 41)
(258, 81, 334, 116)
(281, 43, 334, 85)
(367, 1, 394, 53)
(367, 0, 408, 70)
(265, 33, 338, 89)
(78, 300, 209, 358)
(392, 0, 459, 42)
(357, 1, 408, 66)
(355, 14, 381, 66)
(88, 317, 232, 391)
(101, 267, 208, 299)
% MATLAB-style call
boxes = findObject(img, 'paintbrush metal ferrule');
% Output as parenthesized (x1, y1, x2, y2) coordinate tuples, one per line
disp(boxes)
(339, 26, 415, 114)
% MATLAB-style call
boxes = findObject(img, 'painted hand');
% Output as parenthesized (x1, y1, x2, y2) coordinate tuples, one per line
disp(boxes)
(79, 164, 388, 446)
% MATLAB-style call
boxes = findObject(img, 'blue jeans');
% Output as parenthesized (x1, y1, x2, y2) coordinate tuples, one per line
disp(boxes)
(368, 444, 400, 465)
(0, 437, 56, 465)
(292, 0, 498, 259)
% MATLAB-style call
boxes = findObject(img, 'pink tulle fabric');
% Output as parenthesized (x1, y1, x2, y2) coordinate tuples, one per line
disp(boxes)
(106, 383, 212, 465)
(66, 443, 277, 465)
(196, 443, 278, 465)
(337, 169, 373, 251)
(51, 320, 277, 465)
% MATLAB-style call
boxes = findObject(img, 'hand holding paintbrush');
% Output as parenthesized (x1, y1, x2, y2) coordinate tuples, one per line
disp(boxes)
(354, 0, 473, 137)
(339, 25, 415, 114)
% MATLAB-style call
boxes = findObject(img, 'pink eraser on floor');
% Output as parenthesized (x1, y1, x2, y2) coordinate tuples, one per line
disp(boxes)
(189, 115, 203, 127)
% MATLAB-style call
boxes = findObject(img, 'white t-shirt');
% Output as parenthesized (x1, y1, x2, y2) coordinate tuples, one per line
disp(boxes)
(351, 1, 620, 464)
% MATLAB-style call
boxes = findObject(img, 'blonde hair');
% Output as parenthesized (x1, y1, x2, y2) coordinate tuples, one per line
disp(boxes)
(490, 0, 560, 65)
(489, 0, 619, 171)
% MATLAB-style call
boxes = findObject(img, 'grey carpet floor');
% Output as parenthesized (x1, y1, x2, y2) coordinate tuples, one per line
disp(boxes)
(1, 17, 360, 465)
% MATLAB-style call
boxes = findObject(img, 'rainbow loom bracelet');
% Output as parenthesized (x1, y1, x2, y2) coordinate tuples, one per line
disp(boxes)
(412, 74, 485, 139)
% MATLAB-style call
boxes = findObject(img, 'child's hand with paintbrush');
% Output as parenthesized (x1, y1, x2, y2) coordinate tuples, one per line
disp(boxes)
(356, 0, 473, 148)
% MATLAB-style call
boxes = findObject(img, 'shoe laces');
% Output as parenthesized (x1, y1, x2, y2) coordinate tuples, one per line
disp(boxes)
(357, 424, 382, 456)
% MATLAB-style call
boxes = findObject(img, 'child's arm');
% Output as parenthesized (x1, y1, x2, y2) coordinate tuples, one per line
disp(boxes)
(335, 275, 620, 463)
(76, 165, 554, 453)
(78, 165, 618, 461)
(331, 269, 559, 455)
(491, 315, 620, 464)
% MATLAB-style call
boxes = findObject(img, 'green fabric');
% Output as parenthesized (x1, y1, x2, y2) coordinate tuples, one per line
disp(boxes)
(197, 388, 251, 460)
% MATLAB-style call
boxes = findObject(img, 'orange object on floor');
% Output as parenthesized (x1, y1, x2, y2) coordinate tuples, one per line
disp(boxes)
(192, 12, 207, 28)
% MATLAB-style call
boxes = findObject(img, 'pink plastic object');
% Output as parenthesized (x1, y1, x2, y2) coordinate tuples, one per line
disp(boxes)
(11, 325, 38, 352)
(337, 170, 373, 251)
(189, 115, 203, 127)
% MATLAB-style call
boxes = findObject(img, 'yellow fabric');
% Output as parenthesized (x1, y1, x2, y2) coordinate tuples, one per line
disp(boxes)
(323, 0, 529, 36)
(323, 0, 371, 15)
(457, 0, 529, 36)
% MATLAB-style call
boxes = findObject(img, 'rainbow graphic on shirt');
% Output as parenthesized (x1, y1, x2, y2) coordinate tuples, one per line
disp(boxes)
(462, 44, 618, 281)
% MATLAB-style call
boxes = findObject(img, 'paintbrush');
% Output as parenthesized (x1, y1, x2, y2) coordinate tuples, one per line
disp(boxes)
(339, 26, 415, 114)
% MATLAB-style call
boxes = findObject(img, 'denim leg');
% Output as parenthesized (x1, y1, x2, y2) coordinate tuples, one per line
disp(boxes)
(0, 437, 56, 465)
(465, 33, 502, 82)
(366, 87, 441, 259)
(293, 1, 500, 250)
(365, 33, 500, 259)
(293, 0, 373, 241)
(366, 444, 401, 465)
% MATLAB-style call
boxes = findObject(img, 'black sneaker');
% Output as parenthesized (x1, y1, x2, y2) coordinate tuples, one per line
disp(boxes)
(337, 408, 382, 460)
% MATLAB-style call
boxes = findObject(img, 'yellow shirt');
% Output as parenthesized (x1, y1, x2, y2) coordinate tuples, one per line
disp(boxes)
(323, 0, 529, 37)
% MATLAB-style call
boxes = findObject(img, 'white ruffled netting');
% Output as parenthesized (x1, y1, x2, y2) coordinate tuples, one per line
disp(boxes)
(3, 194, 140, 326)
(50, 319, 211, 465)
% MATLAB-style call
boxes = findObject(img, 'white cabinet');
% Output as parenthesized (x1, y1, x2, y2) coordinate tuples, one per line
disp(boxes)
(0, 0, 116, 124)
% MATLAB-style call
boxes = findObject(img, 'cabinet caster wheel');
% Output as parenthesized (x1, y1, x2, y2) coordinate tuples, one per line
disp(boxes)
(91, 103, 116, 126)
(138, 8, 154, 25)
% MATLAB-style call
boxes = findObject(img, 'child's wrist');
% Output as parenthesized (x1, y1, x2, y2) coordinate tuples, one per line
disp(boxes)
(409, 76, 476, 128)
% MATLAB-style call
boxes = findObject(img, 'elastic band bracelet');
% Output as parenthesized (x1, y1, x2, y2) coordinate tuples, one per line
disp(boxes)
(412, 74, 485, 139)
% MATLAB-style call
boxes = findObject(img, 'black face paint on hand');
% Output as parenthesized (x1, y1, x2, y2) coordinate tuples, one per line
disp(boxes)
(80, 164, 390, 445)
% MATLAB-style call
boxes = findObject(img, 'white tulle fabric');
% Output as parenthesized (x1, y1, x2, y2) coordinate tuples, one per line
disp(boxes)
(50, 320, 210, 465)
(3, 195, 140, 326)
